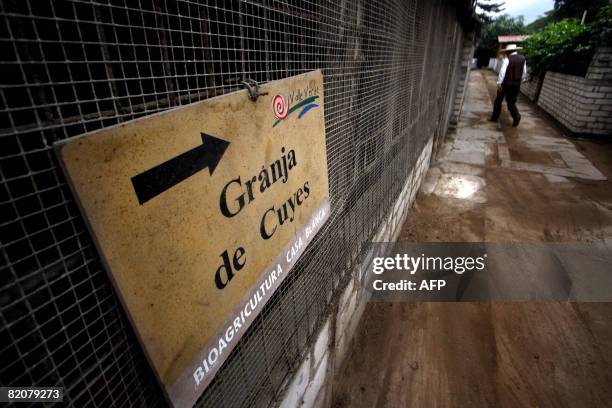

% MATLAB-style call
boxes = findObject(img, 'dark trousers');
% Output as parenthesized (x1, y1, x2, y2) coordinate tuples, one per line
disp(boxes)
(491, 83, 520, 122)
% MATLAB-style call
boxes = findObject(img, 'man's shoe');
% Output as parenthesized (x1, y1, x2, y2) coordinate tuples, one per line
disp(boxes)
(512, 115, 521, 127)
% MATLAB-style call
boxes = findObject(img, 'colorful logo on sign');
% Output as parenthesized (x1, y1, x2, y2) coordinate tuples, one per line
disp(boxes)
(272, 94, 319, 127)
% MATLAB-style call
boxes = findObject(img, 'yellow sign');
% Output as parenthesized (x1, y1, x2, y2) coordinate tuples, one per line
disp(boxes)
(56, 70, 329, 407)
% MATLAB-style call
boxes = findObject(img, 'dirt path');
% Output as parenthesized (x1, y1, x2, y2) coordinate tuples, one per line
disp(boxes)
(330, 70, 612, 408)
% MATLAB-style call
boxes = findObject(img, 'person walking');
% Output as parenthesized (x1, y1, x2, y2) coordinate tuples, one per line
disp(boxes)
(489, 44, 528, 127)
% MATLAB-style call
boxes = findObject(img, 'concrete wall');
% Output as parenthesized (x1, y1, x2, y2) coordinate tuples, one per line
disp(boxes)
(537, 71, 612, 136)
(279, 136, 433, 408)
(586, 46, 612, 81)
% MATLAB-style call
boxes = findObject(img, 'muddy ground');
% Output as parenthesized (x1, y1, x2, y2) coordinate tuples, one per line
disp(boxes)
(330, 70, 612, 408)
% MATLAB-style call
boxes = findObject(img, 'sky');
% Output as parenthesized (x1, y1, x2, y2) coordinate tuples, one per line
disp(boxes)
(488, 0, 555, 24)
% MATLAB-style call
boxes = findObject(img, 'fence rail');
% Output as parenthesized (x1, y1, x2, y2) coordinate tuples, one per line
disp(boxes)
(0, 0, 472, 406)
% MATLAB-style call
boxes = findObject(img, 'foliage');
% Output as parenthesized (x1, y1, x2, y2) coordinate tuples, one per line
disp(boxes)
(552, 0, 608, 23)
(476, 0, 505, 24)
(522, 19, 590, 78)
(528, 0, 608, 32)
(474, 14, 527, 66)
(522, 6, 612, 78)
(588, 5, 612, 45)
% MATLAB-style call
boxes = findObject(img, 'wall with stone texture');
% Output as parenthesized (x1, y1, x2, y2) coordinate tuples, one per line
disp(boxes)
(517, 47, 612, 137)
(586, 46, 612, 81)
(538, 71, 612, 136)
(520, 75, 542, 102)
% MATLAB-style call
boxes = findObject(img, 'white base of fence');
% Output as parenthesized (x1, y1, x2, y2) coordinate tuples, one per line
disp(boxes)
(278, 136, 434, 408)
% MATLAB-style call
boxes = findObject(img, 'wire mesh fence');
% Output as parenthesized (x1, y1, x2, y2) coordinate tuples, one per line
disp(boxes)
(0, 0, 472, 406)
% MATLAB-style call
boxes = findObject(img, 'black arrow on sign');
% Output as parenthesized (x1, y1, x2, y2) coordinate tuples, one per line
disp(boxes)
(131, 133, 230, 205)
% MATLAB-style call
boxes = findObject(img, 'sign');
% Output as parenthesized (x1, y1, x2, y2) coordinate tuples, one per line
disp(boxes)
(55, 70, 330, 407)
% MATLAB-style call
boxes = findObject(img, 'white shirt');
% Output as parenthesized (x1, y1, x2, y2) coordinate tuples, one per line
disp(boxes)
(497, 52, 528, 85)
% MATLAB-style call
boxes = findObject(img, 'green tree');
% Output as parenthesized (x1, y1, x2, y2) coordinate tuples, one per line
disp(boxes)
(523, 19, 591, 77)
(552, 0, 608, 23)
(588, 5, 612, 45)
(522, 6, 612, 78)
(475, 14, 528, 66)
(528, 0, 608, 32)
(476, 0, 506, 24)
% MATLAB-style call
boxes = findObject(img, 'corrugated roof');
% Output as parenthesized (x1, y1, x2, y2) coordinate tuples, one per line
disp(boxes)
(498, 35, 529, 43)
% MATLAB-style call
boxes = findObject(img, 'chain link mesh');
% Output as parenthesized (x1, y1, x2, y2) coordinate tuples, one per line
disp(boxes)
(0, 0, 469, 406)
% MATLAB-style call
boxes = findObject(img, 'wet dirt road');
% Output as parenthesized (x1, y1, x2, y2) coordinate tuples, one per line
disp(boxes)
(330, 70, 612, 408)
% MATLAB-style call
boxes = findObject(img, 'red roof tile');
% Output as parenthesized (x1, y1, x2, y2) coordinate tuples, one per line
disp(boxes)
(498, 35, 529, 43)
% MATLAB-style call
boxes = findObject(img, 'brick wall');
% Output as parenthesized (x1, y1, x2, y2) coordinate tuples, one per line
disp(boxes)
(586, 46, 612, 81)
(520, 75, 542, 102)
(538, 71, 612, 136)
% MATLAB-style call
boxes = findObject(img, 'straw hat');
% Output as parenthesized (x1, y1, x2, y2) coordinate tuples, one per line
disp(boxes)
(500, 44, 523, 53)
